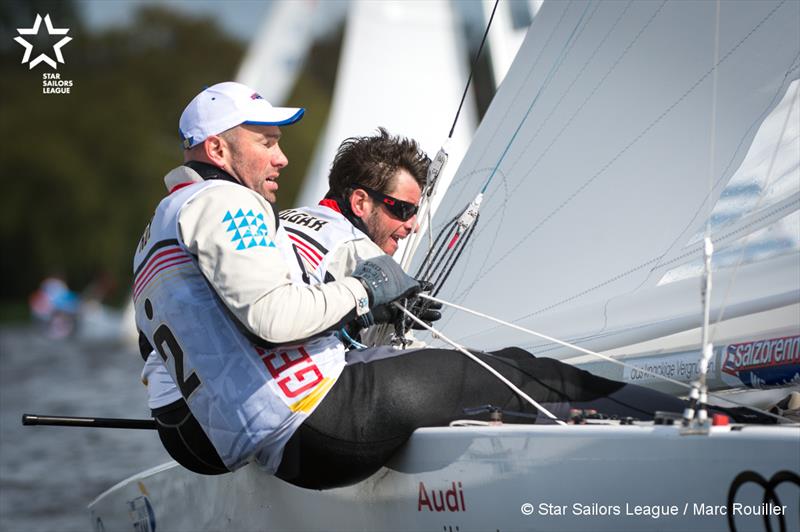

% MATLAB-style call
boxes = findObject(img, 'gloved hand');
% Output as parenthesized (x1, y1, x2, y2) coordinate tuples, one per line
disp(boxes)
(405, 297, 442, 329)
(354, 296, 442, 330)
(355, 303, 400, 328)
(351, 255, 422, 307)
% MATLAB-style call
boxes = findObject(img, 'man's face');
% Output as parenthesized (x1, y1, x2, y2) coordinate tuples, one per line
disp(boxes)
(362, 168, 421, 256)
(223, 124, 287, 203)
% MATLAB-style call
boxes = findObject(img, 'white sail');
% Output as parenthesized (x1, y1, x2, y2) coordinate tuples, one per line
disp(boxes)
(235, 0, 317, 105)
(659, 80, 800, 286)
(571, 313, 800, 398)
(482, 0, 543, 88)
(418, 0, 800, 356)
(296, 0, 476, 219)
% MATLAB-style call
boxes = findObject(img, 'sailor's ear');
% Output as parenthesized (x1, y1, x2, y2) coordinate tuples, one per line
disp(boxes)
(203, 135, 229, 169)
(350, 189, 370, 217)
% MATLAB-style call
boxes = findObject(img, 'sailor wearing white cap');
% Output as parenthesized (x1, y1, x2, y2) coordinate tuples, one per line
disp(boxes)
(178, 81, 305, 150)
(135, 82, 423, 475)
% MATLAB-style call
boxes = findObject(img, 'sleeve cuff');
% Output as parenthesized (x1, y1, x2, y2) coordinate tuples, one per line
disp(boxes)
(341, 277, 371, 316)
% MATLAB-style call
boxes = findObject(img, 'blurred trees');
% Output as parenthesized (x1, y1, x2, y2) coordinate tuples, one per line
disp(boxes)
(1, 3, 245, 303)
(0, 2, 340, 306)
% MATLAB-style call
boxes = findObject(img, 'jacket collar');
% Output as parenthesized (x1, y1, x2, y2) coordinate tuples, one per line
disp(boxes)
(183, 161, 239, 184)
(321, 192, 371, 236)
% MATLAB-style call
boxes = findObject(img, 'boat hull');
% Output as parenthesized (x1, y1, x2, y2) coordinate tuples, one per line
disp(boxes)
(88, 424, 800, 531)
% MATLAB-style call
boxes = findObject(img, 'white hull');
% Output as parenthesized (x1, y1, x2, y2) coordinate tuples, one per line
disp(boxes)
(89, 424, 800, 531)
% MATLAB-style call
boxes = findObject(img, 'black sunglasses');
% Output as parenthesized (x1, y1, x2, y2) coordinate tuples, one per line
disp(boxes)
(358, 185, 419, 221)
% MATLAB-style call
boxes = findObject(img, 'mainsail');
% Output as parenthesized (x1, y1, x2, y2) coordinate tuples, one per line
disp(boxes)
(418, 0, 800, 358)
(482, 0, 543, 88)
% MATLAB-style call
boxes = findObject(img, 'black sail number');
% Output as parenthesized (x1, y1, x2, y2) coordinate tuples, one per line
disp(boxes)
(153, 324, 201, 399)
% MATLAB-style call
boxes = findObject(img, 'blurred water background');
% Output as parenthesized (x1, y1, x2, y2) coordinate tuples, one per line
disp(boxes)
(0, 325, 171, 532)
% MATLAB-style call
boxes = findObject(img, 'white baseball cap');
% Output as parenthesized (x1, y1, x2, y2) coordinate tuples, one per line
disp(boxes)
(179, 82, 305, 149)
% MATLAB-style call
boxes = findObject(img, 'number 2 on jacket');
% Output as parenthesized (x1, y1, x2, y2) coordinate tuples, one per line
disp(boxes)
(153, 324, 201, 399)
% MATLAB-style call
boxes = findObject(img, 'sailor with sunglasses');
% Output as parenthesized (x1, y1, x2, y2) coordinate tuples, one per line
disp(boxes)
(271, 130, 703, 491)
(279, 127, 440, 348)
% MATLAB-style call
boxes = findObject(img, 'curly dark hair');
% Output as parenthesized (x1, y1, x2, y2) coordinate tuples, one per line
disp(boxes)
(327, 128, 430, 198)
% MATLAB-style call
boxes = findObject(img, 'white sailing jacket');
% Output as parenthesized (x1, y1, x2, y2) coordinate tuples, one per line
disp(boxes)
(278, 203, 383, 284)
(279, 202, 424, 353)
(134, 166, 369, 472)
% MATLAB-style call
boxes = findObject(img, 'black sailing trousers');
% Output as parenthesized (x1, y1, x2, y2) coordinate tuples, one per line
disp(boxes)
(275, 347, 687, 489)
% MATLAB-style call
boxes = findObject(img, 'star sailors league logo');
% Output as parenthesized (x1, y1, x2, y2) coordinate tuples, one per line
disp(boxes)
(15, 14, 71, 69)
(14, 14, 75, 94)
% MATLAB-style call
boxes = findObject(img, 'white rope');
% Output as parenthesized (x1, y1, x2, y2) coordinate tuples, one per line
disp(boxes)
(393, 303, 567, 425)
(421, 295, 695, 390)
(418, 294, 793, 423)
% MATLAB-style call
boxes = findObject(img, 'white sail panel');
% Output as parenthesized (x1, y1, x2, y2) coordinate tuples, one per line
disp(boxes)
(296, 1, 476, 210)
(482, 0, 543, 88)
(515, 253, 800, 358)
(235, 0, 317, 105)
(659, 79, 800, 284)
(419, 0, 800, 353)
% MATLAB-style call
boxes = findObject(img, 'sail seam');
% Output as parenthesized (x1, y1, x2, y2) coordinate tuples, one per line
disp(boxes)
(454, 197, 798, 346)
(457, 0, 790, 303)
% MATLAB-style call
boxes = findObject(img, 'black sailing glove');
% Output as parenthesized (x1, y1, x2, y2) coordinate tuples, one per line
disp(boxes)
(351, 255, 422, 307)
(355, 303, 400, 328)
(354, 297, 442, 331)
(405, 297, 443, 329)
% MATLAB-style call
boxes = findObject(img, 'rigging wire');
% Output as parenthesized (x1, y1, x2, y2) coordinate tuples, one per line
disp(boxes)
(479, 0, 593, 194)
(400, 0, 500, 273)
(395, 1, 503, 338)
(394, 302, 567, 425)
(419, 293, 794, 424)
(687, 0, 723, 427)
(409, 1, 593, 288)
(449, 0, 499, 140)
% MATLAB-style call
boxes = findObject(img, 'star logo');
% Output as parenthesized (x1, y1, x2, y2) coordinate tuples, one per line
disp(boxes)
(14, 14, 72, 70)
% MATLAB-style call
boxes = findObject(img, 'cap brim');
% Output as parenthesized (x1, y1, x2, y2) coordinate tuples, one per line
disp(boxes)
(243, 107, 305, 127)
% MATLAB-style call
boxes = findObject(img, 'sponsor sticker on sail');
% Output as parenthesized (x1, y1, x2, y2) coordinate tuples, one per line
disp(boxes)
(622, 352, 717, 385)
(720, 335, 800, 389)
